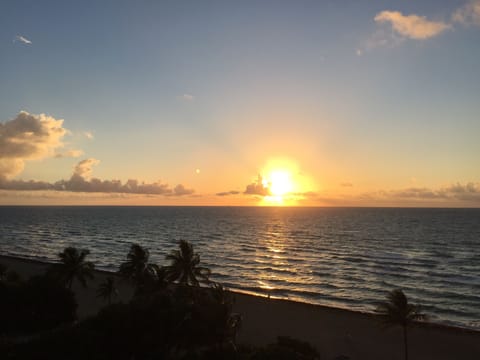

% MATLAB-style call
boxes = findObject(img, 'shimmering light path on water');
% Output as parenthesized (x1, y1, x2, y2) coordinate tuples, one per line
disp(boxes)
(1, 206, 479, 329)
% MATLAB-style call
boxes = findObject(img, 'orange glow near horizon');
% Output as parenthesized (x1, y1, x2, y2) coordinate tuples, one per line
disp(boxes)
(259, 158, 312, 206)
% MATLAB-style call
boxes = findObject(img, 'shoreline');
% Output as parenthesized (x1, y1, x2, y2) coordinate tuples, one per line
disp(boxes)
(2, 254, 480, 359)
(1, 253, 478, 335)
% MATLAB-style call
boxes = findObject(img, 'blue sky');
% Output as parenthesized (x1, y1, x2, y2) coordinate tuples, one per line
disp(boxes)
(1, 0, 479, 205)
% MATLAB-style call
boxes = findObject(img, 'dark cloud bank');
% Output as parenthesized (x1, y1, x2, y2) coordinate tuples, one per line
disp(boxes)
(0, 158, 194, 197)
(0, 112, 194, 197)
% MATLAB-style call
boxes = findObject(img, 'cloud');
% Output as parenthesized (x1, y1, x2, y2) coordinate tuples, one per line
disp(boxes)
(0, 111, 69, 179)
(14, 35, 32, 44)
(179, 94, 194, 101)
(0, 159, 25, 180)
(83, 131, 94, 140)
(171, 184, 195, 196)
(73, 158, 100, 178)
(55, 149, 84, 158)
(374, 10, 451, 40)
(289, 183, 480, 206)
(289, 191, 318, 198)
(453, 0, 480, 26)
(359, 27, 405, 54)
(371, 182, 480, 202)
(0, 178, 53, 191)
(244, 175, 271, 196)
(216, 190, 241, 196)
(0, 158, 195, 196)
(340, 182, 353, 187)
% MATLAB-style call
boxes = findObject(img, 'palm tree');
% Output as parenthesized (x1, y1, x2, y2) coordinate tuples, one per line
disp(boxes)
(119, 244, 159, 293)
(97, 276, 118, 305)
(209, 282, 242, 349)
(165, 240, 211, 286)
(376, 289, 426, 360)
(50, 247, 95, 289)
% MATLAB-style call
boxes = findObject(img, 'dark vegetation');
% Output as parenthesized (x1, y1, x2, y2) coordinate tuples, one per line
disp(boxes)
(376, 289, 426, 360)
(0, 275, 76, 336)
(0, 241, 426, 359)
(0, 241, 322, 359)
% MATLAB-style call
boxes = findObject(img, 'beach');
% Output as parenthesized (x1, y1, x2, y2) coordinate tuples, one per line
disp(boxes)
(1, 255, 479, 360)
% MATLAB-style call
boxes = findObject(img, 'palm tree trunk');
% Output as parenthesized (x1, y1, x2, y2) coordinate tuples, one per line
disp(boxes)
(403, 325, 408, 360)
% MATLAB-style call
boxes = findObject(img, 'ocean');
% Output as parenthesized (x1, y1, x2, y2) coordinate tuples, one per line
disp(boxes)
(0, 206, 479, 329)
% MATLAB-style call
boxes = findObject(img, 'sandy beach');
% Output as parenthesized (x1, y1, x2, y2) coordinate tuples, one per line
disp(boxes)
(1, 255, 479, 360)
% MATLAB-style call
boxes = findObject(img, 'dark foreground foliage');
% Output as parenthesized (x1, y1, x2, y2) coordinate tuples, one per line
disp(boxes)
(3, 285, 319, 360)
(251, 336, 320, 360)
(0, 275, 77, 336)
(5, 331, 319, 360)
(0, 244, 321, 360)
(3, 285, 242, 360)
(4, 288, 318, 360)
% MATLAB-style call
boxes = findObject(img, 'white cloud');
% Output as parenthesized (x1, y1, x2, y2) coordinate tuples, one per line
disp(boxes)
(83, 131, 94, 140)
(14, 35, 32, 45)
(374, 10, 451, 40)
(453, 0, 480, 26)
(0, 111, 69, 179)
(73, 158, 100, 179)
(179, 94, 194, 101)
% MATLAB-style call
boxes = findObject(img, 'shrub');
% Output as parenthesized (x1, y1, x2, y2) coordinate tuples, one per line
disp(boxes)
(0, 275, 77, 335)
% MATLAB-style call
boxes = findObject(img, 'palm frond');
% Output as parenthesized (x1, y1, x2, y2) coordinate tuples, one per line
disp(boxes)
(376, 289, 426, 327)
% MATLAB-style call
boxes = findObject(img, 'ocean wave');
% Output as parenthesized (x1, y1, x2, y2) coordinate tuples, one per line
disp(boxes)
(1, 206, 479, 330)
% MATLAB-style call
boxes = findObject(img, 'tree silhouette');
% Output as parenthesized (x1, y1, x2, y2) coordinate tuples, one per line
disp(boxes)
(209, 282, 242, 349)
(97, 276, 118, 305)
(165, 240, 211, 286)
(49, 247, 95, 289)
(376, 289, 426, 360)
(119, 244, 159, 294)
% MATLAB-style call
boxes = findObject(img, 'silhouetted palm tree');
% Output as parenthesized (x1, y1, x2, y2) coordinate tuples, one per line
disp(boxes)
(209, 282, 242, 349)
(97, 276, 118, 305)
(119, 244, 159, 293)
(50, 247, 95, 289)
(146, 264, 169, 293)
(376, 289, 426, 360)
(165, 240, 211, 286)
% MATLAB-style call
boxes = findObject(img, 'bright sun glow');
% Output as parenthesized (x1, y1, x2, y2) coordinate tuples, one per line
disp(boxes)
(267, 170, 293, 196)
(262, 159, 302, 205)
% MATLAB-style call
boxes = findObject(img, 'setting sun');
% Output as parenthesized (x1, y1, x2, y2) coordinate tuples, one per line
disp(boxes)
(266, 170, 294, 196)
(258, 159, 306, 205)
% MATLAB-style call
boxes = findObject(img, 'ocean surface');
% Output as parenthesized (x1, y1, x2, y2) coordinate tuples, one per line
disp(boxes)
(0, 206, 479, 329)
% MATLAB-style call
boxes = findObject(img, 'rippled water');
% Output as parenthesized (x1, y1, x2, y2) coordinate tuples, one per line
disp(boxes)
(0, 206, 479, 329)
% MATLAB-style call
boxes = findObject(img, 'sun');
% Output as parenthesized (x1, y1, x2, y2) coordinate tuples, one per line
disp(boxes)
(256, 158, 314, 206)
(261, 167, 296, 205)
(267, 170, 294, 196)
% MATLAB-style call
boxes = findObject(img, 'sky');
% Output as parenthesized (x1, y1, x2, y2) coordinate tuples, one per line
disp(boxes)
(1, 0, 479, 206)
